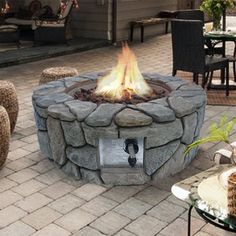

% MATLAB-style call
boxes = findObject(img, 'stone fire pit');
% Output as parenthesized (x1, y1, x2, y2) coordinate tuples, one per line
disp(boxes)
(32, 72, 207, 185)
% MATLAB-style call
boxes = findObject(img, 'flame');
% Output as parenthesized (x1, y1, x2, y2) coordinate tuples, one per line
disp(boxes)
(95, 43, 153, 101)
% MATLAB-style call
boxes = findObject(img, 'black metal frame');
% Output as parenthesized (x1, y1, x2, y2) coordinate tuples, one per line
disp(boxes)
(188, 205, 236, 236)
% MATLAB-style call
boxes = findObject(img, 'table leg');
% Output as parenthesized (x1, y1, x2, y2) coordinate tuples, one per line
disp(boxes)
(165, 22, 169, 34)
(141, 25, 144, 43)
(188, 205, 193, 236)
(130, 24, 134, 42)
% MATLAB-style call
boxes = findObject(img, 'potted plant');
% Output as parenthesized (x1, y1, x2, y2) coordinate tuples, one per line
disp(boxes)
(185, 116, 236, 164)
(200, 0, 236, 31)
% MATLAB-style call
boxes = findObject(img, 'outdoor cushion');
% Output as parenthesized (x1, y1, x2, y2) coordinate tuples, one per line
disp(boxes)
(0, 25, 18, 31)
(5, 18, 33, 26)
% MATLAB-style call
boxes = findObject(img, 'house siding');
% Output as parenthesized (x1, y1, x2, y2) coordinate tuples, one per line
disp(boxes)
(70, 0, 111, 40)
(115, 0, 177, 42)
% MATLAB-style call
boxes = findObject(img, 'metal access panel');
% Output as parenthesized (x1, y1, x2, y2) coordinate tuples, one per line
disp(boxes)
(99, 138, 144, 168)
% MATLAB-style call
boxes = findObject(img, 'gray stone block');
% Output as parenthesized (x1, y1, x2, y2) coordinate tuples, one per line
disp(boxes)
(115, 108, 153, 127)
(136, 103, 175, 122)
(34, 105, 48, 118)
(62, 161, 81, 179)
(48, 104, 76, 121)
(65, 100, 97, 121)
(66, 145, 98, 170)
(145, 140, 180, 175)
(168, 97, 196, 117)
(152, 143, 186, 179)
(85, 103, 125, 127)
(181, 112, 198, 144)
(61, 121, 86, 147)
(34, 111, 47, 131)
(149, 97, 169, 106)
(195, 106, 206, 137)
(80, 168, 103, 185)
(82, 122, 118, 147)
(47, 116, 67, 165)
(37, 130, 52, 159)
(120, 119, 183, 149)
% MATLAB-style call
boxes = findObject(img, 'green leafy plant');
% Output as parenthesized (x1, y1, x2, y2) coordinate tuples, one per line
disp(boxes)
(200, 0, 236, 30)
(185, 116, 236, 163)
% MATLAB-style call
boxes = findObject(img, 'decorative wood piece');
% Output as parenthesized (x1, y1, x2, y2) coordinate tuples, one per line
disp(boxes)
(39, 67, 79, 85)
(0, 80, 19, 134)
(0, 106, 10, 168)
(228, 172, 236, 217)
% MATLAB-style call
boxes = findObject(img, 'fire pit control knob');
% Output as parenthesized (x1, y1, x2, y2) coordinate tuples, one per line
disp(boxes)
(124, 139, 139, 168)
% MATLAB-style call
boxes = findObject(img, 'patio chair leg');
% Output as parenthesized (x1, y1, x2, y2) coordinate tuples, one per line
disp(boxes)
(233, 61, 236, 82)
(207, 71, 213, 90)
(226, 63, 229, 96)
(172, 69, 177, 76)
(188, 205, 193, 236)
(220, 69, 225, 84)
(193, 73, 198, 85)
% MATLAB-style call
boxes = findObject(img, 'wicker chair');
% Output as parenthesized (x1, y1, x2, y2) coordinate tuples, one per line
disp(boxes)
(176, 9, 204, 23)
(171, 19, 229, 96)
(33, 0, 76, 43)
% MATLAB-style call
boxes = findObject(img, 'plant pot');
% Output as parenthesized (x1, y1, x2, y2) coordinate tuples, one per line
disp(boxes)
(0, 105, 10, 168)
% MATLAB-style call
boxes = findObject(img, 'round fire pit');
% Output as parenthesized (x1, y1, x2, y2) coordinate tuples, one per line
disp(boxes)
(32, 72, 207, 185)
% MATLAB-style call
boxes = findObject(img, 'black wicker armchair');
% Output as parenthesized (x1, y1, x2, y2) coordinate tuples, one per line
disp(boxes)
(171, 19, 229, 96)
(176, 9, 204, 23)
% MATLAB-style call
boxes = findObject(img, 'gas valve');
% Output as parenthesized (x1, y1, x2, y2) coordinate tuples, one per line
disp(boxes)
(124, 139, 139, 167)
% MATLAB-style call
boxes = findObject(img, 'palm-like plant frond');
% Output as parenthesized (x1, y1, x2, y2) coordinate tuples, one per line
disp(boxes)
(185, 116, 236, 155)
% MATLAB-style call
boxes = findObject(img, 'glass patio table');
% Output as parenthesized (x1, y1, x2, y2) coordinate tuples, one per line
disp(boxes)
(171, 164, 236, 236)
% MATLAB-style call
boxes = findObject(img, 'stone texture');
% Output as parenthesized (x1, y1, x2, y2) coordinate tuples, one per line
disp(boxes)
(181, 112, 198, 144)
(125, 215, 167, 236)
(47, 116, 66, 165)
(168, 96, 196, 117)
(120, 119, 183, 149)
(82, 122, 118, 147)
(34, 111, 47, 131)
(73, 227, 106, 236)
(34, 105, 48, 118)
(114, 197, 152, 220)
(152, 144, 187, 180)
(65, 100, 97, 121)
(136, 102, 175, 122)
(61, 120, 85, 147)
(195, 106, 206, 137)
(80, 168, 103, 184)
(149, 97, 169, 106)
(90, 211, 131, 235)
(55, 208, 96, 232)
(62, 161, 81, 179)
(145, 140, 180, 175)
(101, 168, 150, 185)
(81, 196, 118, 217)
(31, 224, 71, 236)
(37, 131, 52, 159)
(115, 108, 153, 127)
(48, 104, 75, 121)
(67, 145, 98, 170)
(85, 103, 125, 127)
(185, 95, 207, 108)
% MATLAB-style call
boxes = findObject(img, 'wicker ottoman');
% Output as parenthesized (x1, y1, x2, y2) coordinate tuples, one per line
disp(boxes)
(39, 67, 79, 85)
(0, 106, 10, 168)
(0, 81, 19, 134)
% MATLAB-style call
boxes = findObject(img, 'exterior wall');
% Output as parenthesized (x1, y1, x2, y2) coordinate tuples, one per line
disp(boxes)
(116, 0, 178, 42)
(70, 0, 111, 40)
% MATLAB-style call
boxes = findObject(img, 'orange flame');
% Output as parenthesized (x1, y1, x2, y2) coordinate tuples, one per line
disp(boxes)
(95, 43, 153, 101)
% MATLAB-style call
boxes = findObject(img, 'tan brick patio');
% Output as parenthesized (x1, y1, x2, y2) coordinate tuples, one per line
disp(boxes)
(0, 34, 236, 235)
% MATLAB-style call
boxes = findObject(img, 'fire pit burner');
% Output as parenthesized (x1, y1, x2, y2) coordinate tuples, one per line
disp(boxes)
(67, 79, 170, 104)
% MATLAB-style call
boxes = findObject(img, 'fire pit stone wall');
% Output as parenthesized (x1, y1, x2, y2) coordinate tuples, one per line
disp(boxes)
(32, 72, 207, 185)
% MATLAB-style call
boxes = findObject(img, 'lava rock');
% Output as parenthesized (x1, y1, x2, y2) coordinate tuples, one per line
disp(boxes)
(115, 108, 153, 127)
